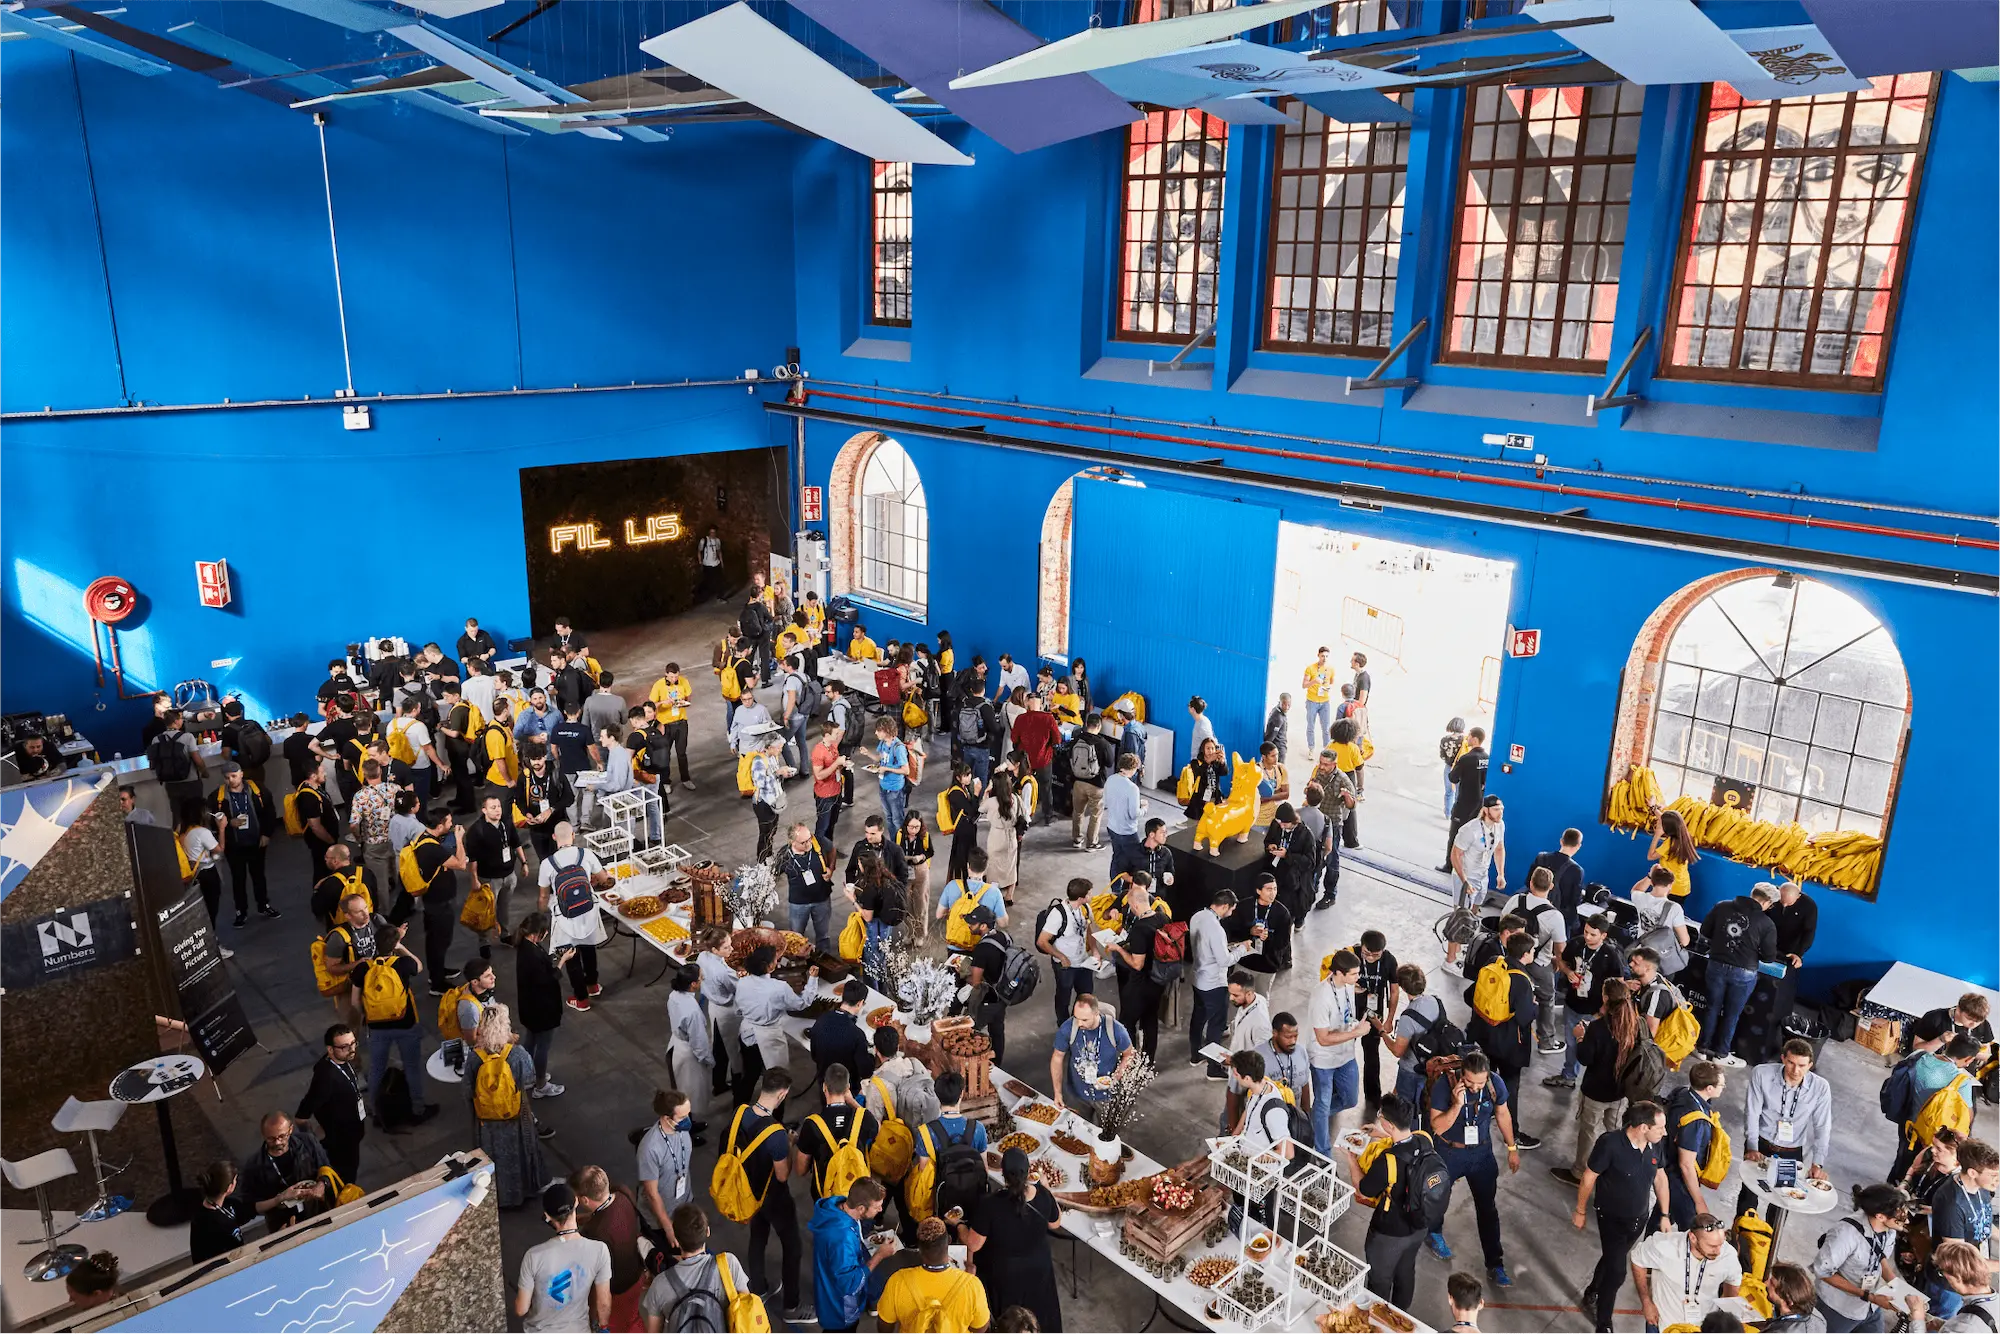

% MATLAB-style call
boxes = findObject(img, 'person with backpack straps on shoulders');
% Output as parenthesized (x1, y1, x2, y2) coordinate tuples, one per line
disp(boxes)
(401, 804, 466, 978)
(909, 1071, 990, 1235)
(1551, 913, 1628, 1092)
(1380, 963, 1448, 1108)
(1065, 711, 1116, 851)
(715, 1068, 807, 1324)
(795, 1064, 880, 1199)
(1106, 875, 1172, 1062)
(1655, 1060, 1730, 1228)
(1886, 1035, 1982, 1187)
(1426, 1048, 1521, 1287)
(210, 761, 280, 927)
(1571, 1098, 1673, 1330)
(1504, 866, 1570, 1059)
(876, 1216, 989, 1333)
(1555, 980, 1663, 1185)
(641, 1201, 764, 1334)
(1741, 1038, 1837, 1218)
(1346, 1092, 1448, 1313)
(1923, 1137, 1998, 1320)
(1049, 993, 1133, 1123)
(962, 906, 1035, 1065)
(1465, 930, 1546, 1154)
(147, 706, 208, 820)
(1234, 1011, 1311, 1137)
(1226, 1049, 1298, 1233)
(359, 921, 437, 1129)
(1811, 1183, 1925, 1332)
(536, 822, 608, 1013)
(1933, 1239, 2000, 1334)
(1531, 827, 1588, 934)
(1036, 877, 1098, 1026)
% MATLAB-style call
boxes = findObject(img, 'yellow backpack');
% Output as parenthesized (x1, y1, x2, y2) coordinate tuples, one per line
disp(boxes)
(310, 926, 353, 996)
(361, 956, 409, 1023)
(387, 718, 419, 766)
(1733, 1211, 1776, 1319)
(175, 835, 196, 883)
(712, 1105, 785, 1224)
(837, 910, 867, 962)
(1472, 959, 1523, 1025)
(473, 1044, 521, 1120)
(736, 751, 757, 796)
(904, 1125, 939, 1222)
(398, 835, 436, 895)
(318, 1165, 365, 1207)
(809, 1113, 872, 1200)
(331, 868, 372, 919)
(903, 698, 929, 729)
(437, 984, 472, 1041)
(1910, 1073, 1974, 1148)
(867, 1078, 914, 1183)
(720, 663, 743, 703)
(1679, 1107, 1733, 1188)
(283, 788, 312, 836)
(717, 1257, 771, 1333)
(944, 886, 984, 951)
(1657, 1002, 1702, 1069)
(1176, 764, 1197, 804)
(935, 789, 959, 833)
(460, 883, 497, 934)
(1353, 1135, 1394, 1203)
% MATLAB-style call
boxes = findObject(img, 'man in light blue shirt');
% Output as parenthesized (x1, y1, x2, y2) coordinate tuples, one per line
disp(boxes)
(1189, 889, 1238, 1080)
(514, 688, 557, 745)
(728, 685, 774, 755)
(872, 717, 910, 833)
(1103, 754, 1148, 880)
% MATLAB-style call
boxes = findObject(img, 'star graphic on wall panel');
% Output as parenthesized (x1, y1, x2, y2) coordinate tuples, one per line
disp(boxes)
(0, 774, 109, 901)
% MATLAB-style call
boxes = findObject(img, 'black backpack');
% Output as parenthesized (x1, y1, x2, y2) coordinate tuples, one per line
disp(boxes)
(988, 931, 1040, 1007)
(551, 853, 595, 919)
(1405, 1001, 1464, 1068)
(1034, 898, 1073, 948)
(148, 730, 194, 783)
(1399, 1133, 1453, 1230)
(231, 720, 273, 769)
(929, 1119, 990, 1218)
(644, 726, 674, 774)
(373, 1066, 416, 1129)
(835, 697, 866, 749)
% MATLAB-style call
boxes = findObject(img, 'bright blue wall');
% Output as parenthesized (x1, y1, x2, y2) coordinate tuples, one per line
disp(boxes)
(791, 71, 2000, 989)
(1, 39, 800, 746)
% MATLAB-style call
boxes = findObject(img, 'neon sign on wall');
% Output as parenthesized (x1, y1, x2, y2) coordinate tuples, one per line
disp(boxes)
(549, 513, 685, 554)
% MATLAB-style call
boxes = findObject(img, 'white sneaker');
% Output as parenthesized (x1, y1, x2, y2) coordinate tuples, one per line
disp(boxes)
(1071, 838, 1084, 850)
(1717, 1054, 1746, 1068)
(531, 1080, 566, 1098)
(219, 946, 236, 960)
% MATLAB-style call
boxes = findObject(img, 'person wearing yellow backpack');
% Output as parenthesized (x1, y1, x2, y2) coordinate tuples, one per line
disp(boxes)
(1345, 1092, 1440, 1313)
(358, 922, 437, 1129)
(1464, 931, 1546, 1153)
(808, 1176, 892, 1334)
(720, 1069, 807, 1322)
(1660, 1061, 1730, 1228)
(309, 842, 378, 928)
(465, 1002, 554, 1208)
(794, 1064, 880, 1200)
(1886, 1035, 1982, 1186)
(934, 849, 1006, 961)
(318, 892, 387, 1031)
(875, 1217, 989, 1333)
(436, 681, 481, 814)
(640, 1202, 767, 1333)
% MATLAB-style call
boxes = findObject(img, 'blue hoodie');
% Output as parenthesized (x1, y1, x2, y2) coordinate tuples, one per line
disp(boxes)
(808, 1195, 872, 1329)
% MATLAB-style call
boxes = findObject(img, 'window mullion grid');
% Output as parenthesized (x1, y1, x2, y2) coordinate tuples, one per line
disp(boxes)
(1798, 91, 1860, 375)
(1719, 96, 1779, 372)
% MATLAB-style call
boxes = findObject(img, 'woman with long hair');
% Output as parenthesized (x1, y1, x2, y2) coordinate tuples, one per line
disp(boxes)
(1650, 809, 1701, 899)
(465, 1001, 551, 1209)
(964, 1148, 1064, 1331)
(1563, 979, 1640, 1185)
(174, 798, 231, 957)
(982, 772, 1021, 907)
(1181, 736, 1231, 824)
(1069, 658, 1092, 716)
(846, 848, 904, 989)
(899, 812, 934, 944)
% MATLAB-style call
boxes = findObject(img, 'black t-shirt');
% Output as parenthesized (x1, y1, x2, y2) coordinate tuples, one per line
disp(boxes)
(189, 1199, 252, 1263)
(1587, 1129, 1665, 1221)
(1577, 1020, 1626, 1102)
(970, 936, 1009, 987)
(549, 719, 593, 775)
(1561, 939, 1627, 1016)
(293, 786, 333, 839)
(1121, 912, 1166, 984)
(462, 819, 518, 877)
(858, 880, 906, 926)
(140, 716, 170, 751)
(732, 1107, 789, 1196)
(412, 836, 454, 893)
(362, 956, 420, 1029)
(321, 717, 358, 755)
(457, 630, 497, 663)
(798, 1104, 879, 1195)
(283, 731, 319, 786)
(1358, 1135, 1430, 1238)
(311, 869, 377, 925)
(1449, 747, 1490, 818)
(1352, 669, 1373, 702)
(777, 843, 833, 905)
(1354, 948, 1398, 1021)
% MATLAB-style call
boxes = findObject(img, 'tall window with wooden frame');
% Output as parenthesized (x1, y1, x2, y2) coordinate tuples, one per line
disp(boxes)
(870, 160, 913, 327)
(1443, 83, 1644, 370)
(1661, 75, 1935, 389)
(1116, 109, 1230, 342)
(1263, 97, 1410, 356)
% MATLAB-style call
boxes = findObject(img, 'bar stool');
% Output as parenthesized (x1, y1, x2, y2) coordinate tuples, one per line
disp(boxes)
(2, 1149, 87, 1281)
(51, 1096, 130, 1221)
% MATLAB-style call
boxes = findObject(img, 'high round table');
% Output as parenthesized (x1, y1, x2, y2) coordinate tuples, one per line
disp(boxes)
(109, 1055, 206, 1227)
(1740, 1155, 1839, 1254)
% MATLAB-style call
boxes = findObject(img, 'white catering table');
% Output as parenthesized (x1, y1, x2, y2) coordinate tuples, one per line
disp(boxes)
(1740, 1156, 1840, 1254)
(1866, 962, 2000, 1023)
(814, 654, 884, 700)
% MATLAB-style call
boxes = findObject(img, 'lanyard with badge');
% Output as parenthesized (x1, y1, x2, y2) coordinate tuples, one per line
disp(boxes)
(1776, 1081, 1802, 1144)
(1360, 955, 1386, 1018)
(337, 1059, 364, 1124)
(1684, 1246, 1709, 1308)
(1463, 1085, 1492, 1147)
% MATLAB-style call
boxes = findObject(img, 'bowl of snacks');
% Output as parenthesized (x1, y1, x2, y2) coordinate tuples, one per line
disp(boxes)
(995, 1131, 1043, 1155)
(1246, 1233, 1274, 1261)
(1014, 1102, 1062, 1126)
(1189, 1257, 1238, 1290)
(866, 1006, 896, 1029)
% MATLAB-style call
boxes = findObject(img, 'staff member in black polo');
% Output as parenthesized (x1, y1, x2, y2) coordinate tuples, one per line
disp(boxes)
(1572, 1099, 1672, 1333)
(295, 1024, 366, 1183)
(1426, 1050, 1520, 1287)
(1346, 1093, 1435, 1312)
(405, 806, 466, 974)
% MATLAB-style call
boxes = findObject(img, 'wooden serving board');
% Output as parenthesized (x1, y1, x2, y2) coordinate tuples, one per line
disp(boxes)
(1123, 1183, 1228, 1261)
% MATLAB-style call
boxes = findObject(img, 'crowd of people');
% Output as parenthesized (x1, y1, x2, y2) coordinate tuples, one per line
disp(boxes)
(99, 592, 1994, 1334)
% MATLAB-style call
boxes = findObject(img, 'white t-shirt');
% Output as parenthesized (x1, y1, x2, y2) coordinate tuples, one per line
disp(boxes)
(393, 718, 434, 769)
(1041, 898, 1088, 967)
(539, 846, 607, 950)
(1629, 1231, 1742, 1330)
(1506, 892, 1567, 965)
(181, 825, 220, 870)
(462, 675, 499, 719)
(1306, 980, 1359, 1070)
(1454, 817, 1504, 885)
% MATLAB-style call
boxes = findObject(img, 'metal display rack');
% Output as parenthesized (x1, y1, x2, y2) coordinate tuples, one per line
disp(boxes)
(1205, 1137, 1368, 1330)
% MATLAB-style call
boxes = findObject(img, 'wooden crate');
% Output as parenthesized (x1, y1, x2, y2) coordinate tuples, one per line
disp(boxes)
(1122, 1183, 1228, 1264)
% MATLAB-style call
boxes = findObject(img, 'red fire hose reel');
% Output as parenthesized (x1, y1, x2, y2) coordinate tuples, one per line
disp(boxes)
(84, 576, 139, 625)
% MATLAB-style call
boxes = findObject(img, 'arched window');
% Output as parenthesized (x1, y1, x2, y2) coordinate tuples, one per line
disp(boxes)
(828, 433, 928, 615)
(1611, 570, 1910, 843)
(1038, 479, 1074, 660)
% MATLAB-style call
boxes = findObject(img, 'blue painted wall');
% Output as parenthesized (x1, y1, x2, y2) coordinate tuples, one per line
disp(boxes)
(790, 69, 1999, 989)
(1, 38, 799, 743)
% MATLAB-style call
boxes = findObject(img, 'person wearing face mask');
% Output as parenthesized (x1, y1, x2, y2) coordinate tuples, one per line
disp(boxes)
(515, 1182, 612, 1333)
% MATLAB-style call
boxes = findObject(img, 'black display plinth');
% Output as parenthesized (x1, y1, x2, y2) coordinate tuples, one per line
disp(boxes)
(1164, 824, 1270, 921)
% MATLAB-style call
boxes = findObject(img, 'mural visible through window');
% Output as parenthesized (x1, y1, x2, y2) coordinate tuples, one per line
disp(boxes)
(870, 160, 912, 326)
(1264, 97, 1410, 355)
(859, 438, 927, 611)
(1647, 575, 1907, 840)
(1117, 109, 1229, 342)
(1662, 75, 1935, 389)
(1444, 83, 1643, 369)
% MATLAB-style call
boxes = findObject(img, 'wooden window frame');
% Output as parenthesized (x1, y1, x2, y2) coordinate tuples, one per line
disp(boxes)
(1113, 109, 1231, 345)
(1440, 82, 1644, 373)
(1655, 77, 1937, 393)
(869, 160, 913, 328)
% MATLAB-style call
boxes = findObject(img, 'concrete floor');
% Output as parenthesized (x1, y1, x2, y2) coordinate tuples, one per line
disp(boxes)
(197, 601, 1989, 1332)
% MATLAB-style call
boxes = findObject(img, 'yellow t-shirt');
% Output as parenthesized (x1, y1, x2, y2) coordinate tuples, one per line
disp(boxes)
(876, 1264, 990, 1333)
(649, 676, 693, 724)
(1302, 663, 1333, 703)
(777, 626, 810, 659)
(1652, 838, 1693, 898)
(938, 647, 954, 674)
(804, 603, 826, 631)
(850, 634, 880, 662)
(484, 726, 518, 787)
(1329, 739, 1372, 774)
(1051, 689, 1084, 727)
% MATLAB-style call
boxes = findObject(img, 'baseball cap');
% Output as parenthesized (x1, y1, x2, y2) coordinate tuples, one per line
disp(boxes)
(1481, 794, 1503, 808)
(965, 905, 997, 928)
(542, 1182, 578, 1218)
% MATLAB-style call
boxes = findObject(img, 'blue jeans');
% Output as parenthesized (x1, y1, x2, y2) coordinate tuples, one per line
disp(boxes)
(1310, 1061, 1359, 1156)
(1305, 700, 1333, 752)
(1191, 986, 1229, 1075)
(789, 899, 833, 955)
(814, 793, 842, 843)
(527, 1026, 555, 1083)
(1394, 1065, 1424, 1108)
(1700, 962, 1758, 1057)
(1444, 766, 1455, 817)
(368, 1025, 428, 1114)
(785, 715, 810, 771)
(863, 918, 893, 989)
(964, 746, 991, 791)
(879, 785, 907, 836)
(1053, 965, 1095, 1025)
(1561, 1001, 1588, 1080)
(1106, 831, 1144, 880)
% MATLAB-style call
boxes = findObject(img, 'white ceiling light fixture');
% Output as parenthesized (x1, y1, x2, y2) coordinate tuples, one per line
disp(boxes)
(948, 0, 1335, 90)
(640, 3, 971, 165)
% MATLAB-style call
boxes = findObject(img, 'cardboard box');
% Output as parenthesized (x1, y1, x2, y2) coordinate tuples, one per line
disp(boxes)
(1856, 1015, 1902, 1055)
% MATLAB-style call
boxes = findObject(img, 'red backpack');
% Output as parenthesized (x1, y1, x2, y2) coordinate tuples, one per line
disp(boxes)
(1150, 921, 1189, 984)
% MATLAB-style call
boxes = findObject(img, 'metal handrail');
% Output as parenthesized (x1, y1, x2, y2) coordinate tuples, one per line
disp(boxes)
(1345, 317, 1428, 394)
(1587, 326, 1653, 416)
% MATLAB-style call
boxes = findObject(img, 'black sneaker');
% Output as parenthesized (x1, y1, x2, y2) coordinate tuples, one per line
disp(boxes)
(1515, 1131, 1543, 1150)
(413, 1105, 440, 1124)
(1314, 895, 1338, 911)
(258, 904, 282, 920)
(536, 1122, 557, 1141)
(1550, 1167, 1583, 1188)
(233, 912, 248, 928)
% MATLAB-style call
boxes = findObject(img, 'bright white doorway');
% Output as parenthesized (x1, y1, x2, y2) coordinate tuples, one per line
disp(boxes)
(1266, 522, 1514, 880)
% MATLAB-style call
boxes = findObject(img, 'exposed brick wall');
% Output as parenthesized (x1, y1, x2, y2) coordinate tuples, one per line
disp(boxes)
(825, 429, 880, 600)
(1038, 477, 1074, 658)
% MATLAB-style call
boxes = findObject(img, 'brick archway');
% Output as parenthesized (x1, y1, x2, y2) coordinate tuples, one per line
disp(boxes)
(826, 430, 884, 599)
(1038, 478, 1075, 659)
